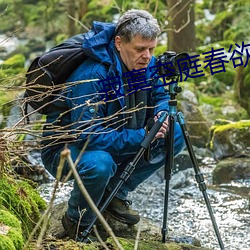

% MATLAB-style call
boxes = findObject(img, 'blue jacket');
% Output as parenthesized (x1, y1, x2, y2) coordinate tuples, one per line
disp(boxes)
(44, 21, 170, 156)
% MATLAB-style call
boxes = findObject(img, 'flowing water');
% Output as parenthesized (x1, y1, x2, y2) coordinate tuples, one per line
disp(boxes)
(38, 156, 250, 250)
(128, 157, 250, 250)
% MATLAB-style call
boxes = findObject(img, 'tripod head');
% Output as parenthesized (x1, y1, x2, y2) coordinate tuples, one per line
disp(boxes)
(168, 79, 182, 98)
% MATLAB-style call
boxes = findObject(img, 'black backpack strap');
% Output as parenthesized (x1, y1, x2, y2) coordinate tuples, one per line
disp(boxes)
(24, 102, 30, 124)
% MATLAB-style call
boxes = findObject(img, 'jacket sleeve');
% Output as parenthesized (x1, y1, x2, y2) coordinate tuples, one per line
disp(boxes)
(65, 61, 146, 156)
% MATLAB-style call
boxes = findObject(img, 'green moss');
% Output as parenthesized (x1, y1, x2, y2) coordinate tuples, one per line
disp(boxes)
(0, 175, 47, 239)
(199, 95, 224, 107)
(7, 228, 24, 249)
(213, 120, 250, 133)
(105, 237, 207, 250)
(0, 235, 16, 250)
(214, 119, 232, 125)
(0, 209, 21, 229)
(84, 243, 100, 250)
(0, 209, 24, 249)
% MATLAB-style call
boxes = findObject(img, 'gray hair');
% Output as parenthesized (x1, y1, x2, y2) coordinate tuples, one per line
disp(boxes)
(115, 9, 160, 43)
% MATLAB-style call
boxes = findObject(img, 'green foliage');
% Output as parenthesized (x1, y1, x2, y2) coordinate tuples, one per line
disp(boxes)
(154, 44, 167, 57)
(196, 0, 250, 46)
(199, 95, 224, 108)
(243, 62, 250, 90)
(0, 54, 26, 87)
(0, 209, 21, 229)
(0, 91, 15, 108)
(55, 33, 69, 45)
(1, 54, 25, 69)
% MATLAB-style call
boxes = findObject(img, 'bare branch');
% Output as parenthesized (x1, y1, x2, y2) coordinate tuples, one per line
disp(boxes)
(68, 14, 90, 32)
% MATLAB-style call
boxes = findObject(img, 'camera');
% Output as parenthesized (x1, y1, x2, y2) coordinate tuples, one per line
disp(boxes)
(157, 51, 191, 79)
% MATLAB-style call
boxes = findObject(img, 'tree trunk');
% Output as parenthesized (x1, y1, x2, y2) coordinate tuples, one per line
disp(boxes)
(67, 0, 76, 36)
(78, 0, 88, 20)
(167, 0, 196, 54)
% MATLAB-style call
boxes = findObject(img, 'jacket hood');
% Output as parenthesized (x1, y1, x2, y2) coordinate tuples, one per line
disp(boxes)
(82, 21, 116, 65)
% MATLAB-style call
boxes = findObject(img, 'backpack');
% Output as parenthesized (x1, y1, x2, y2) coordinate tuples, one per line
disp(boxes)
(24, 34, 87, 115)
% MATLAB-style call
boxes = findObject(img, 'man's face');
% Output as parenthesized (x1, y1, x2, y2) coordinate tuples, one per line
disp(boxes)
(115, 35, 157, 71)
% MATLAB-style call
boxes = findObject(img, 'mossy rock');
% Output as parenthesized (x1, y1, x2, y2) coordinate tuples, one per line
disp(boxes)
(106, 237, 211, 250)
(0, 209, 24, 250)
(0, 174, 47, 239)
(213, 157, 250, 184)
(209, 120, 250, 160)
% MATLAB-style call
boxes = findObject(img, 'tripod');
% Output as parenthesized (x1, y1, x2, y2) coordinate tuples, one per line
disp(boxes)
(82, 79, 225, 249)
(162, 79, 225, 249)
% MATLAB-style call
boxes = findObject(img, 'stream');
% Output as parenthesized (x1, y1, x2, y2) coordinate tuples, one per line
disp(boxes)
(38, 155, 250, 250)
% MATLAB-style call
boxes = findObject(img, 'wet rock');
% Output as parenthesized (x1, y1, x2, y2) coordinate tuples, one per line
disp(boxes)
(221, 105, 237, 116)
(213, 157, 250, 184)
(181, 89, 199, 105)
(12, 150, 51, 183)
(170, 168, 194, 189)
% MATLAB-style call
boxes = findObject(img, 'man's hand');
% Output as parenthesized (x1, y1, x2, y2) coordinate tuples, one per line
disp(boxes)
(154, 111, 169, 139)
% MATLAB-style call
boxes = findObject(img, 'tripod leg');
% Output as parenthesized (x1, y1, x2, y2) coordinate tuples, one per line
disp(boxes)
(162, 114, 175, 243)
(177, 112, 225, 250)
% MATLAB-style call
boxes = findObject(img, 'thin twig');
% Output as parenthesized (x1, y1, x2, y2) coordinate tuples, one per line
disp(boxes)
(68, 14, 90, 31)
(134, 220, 142, 250)
(93, 225, 110, 250)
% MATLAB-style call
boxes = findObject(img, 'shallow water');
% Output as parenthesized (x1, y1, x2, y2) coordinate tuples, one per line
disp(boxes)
(38, 157, 250, 250)
(129, 157, 250, 250)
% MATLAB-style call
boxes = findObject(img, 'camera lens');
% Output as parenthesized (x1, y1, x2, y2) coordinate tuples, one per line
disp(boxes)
(174, 53, 191, 72)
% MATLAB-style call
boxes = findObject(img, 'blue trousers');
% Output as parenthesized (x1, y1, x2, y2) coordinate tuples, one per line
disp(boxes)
(41, 122, 185, 226)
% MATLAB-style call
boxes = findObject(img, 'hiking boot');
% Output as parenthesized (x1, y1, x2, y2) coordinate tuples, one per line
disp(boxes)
(61, 213, 97, 243)
(105, 196, 140, 225)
